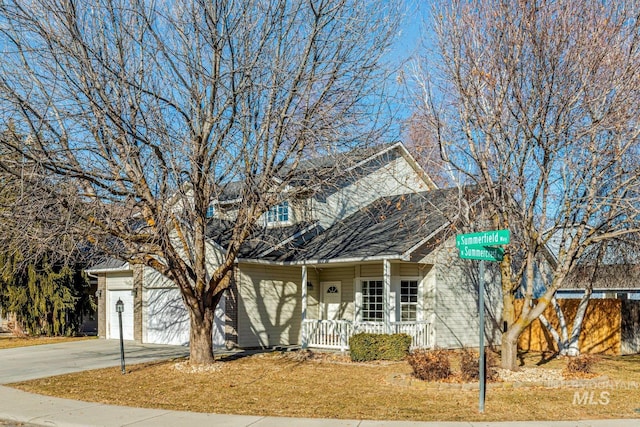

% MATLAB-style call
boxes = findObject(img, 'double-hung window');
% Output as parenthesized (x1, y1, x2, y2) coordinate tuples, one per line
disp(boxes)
(361, 280, 383, 321)
(400, 280, 418, 321)
(267, 201, 289, 225)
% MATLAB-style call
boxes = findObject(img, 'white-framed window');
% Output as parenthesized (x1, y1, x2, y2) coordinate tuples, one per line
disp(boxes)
(206, 205, 215, 218)
(362, 280, 383, 321)
(267, 201, 289, 224)
(400, 280, 418, 321)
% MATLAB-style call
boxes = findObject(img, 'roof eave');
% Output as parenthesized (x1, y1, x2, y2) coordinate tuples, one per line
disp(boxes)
(237, 254, 407, 266)
(85, 262, 131, 274)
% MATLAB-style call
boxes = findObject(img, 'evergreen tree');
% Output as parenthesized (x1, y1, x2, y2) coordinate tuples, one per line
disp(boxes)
(0, 126, 94, 336)
(0, 251, 93, 336)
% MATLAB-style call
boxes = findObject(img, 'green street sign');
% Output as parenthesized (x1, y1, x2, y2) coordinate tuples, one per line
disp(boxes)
(456, 229, 510, 248)
(459, 245, 504, 262)
(455, 229, 510, 412)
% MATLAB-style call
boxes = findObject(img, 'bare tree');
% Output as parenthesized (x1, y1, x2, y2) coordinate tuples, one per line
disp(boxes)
(414, 0, 640, 369)
(0, 0, 401, 363)
(403, 112, 453, 187)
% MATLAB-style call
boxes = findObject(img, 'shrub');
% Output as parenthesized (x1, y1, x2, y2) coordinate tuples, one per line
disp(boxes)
(377, 333, 412, 360)
(459, 348, 498, 382)
(566, 354, 597, 374)
(407, 349, 451, 381)
(349, 333, 377, 362)
(460, 348, 479, 381)
(349, 333, 412, 362)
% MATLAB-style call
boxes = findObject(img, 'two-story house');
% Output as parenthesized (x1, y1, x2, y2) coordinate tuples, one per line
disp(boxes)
(88, 142, 502, 351)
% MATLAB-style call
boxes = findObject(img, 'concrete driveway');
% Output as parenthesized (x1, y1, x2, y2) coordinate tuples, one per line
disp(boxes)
(0, 339, 189, 384)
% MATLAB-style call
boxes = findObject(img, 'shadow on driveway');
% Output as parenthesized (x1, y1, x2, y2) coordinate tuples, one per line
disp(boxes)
(0, 339, 189, 384)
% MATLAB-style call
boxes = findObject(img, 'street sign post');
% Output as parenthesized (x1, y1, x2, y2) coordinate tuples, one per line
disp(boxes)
(456, 229, 509, 413)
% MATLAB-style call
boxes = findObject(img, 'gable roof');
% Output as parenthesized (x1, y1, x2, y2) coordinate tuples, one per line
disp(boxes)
(88, 142, 444, 271)
(85, 257, 129, 273)
(215, 142, 436, 204)
(283, 189, 461, 263)
(210, 186, 473, 265)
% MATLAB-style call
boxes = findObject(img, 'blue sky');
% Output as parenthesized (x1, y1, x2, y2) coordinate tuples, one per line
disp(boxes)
(394, 1, 428, 62)
(382, 1, 436, 135)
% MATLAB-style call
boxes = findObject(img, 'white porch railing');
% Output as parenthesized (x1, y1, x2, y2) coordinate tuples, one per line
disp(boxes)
(302, 320, 353, 350)
(302, 319, 434, 351)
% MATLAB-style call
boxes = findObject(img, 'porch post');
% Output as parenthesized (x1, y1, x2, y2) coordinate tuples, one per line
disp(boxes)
(383, 259, 391, 334)
(301, 265, 308, 349)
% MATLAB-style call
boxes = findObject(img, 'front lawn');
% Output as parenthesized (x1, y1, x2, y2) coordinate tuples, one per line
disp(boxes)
(8, 351, 640, 422)
(0, 336, 95, 350)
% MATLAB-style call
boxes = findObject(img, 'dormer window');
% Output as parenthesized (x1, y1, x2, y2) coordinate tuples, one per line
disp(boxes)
(267, 201, 289, 225)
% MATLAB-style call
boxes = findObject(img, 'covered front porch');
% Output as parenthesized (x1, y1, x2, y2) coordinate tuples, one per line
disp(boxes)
(301, 318, 434, 351)
(299, 259, 435, 351)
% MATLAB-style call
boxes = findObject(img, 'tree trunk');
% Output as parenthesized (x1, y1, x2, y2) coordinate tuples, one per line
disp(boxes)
(501, 324, 523, 370)
(560, 292, 591, 357)
(539, 313, 565, 354)
(500, 258, 519, 370)
(189, 307, 215, 364)
(501, 334, 518, 370)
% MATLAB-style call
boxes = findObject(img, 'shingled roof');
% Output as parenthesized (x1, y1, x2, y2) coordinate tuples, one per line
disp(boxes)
(215, 142, 409, 203)
(279, 188, 465, 263)
(206, 219, 320, 259)
(85, 257, 128, 272)
(88, 142, 447, 270)
(562, 235, 640, 290)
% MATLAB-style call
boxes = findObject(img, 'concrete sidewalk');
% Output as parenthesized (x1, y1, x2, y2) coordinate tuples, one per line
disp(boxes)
(1, 386, 639, 427)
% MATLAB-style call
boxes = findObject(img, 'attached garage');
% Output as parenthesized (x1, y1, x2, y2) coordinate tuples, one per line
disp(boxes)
(91, 262, 228, 347)
(107, 290, 134, 340)
(144, 288, 190, 346)
(143, 285, 227, 347)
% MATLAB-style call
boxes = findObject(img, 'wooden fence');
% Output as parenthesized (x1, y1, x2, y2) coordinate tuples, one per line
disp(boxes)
(516, 299, 640, 355)
(622, 299, 640, 354)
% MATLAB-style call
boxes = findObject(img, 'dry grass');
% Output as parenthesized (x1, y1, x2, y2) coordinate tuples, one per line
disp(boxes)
(0, 336, 95, 350)
(8, 351, 640, 422)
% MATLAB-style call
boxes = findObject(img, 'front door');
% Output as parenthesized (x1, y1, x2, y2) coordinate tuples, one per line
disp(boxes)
(322, 281, 342, 320)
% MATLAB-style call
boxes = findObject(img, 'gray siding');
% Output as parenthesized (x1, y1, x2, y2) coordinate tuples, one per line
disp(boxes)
(399, 263, 420, 277)
(305, 268, 321, 320)
(97, 274, 106, 339)
(104, 271, 134, 290)
(360, 264, 383, 277)
(422, 237, 502, 349)
(316, 155, 431, 229)
(237, 264, 302, 348)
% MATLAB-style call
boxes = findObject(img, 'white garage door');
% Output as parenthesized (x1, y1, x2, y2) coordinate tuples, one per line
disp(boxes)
(145, 288, 226, 347)
(107, 290, 134, 340)
(145, 288, 190, 346)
